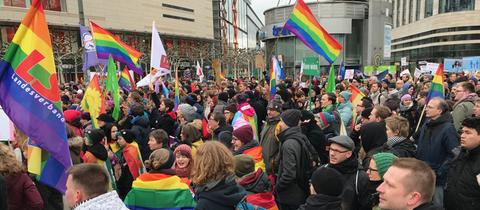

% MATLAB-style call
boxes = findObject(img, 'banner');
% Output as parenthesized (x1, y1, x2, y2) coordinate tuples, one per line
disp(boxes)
(444, 58, 462, 72)
(462, 56, 480, 72)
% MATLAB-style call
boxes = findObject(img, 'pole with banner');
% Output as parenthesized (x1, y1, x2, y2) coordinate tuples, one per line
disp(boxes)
(303, 57, 320, 111)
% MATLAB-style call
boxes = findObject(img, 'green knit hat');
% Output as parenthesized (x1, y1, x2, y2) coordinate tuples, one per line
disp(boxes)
(372, 152, 398, 179)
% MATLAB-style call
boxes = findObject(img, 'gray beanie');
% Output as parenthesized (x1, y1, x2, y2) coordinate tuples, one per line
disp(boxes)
(280, 109, 301, 127)
(177, 103, 196, 122)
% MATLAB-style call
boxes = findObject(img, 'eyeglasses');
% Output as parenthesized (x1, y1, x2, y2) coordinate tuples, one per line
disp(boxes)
(328, 148, 350, 153)
(367, 168, 378, 172)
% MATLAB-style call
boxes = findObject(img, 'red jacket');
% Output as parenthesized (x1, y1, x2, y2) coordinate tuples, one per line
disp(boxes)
(5, 173, 43, 210)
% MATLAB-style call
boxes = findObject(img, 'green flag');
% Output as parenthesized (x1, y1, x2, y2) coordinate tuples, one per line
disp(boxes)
(106, 55, 120, 121)
(326, 64, 335, 93)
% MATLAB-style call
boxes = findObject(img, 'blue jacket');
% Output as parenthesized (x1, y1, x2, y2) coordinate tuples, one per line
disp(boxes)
(415, 112, 459, 185)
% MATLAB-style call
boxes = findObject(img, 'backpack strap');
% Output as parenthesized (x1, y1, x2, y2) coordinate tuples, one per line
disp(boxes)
(355, 170, 359, 195)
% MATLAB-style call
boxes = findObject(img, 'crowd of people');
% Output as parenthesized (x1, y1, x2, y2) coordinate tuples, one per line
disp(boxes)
(1, 70, 480, 210)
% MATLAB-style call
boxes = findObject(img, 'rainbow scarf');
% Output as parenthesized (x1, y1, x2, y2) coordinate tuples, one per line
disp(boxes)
(118, 66, 136, 92)
(0, 0, 71, 193)
(81, 75, 106, 128)
(124, 173, 196, 210)
(426, 64, 445, 102)
(284, 0, 342, 63)
(90, 21, 143, 75)
(243, 146, 266, 171)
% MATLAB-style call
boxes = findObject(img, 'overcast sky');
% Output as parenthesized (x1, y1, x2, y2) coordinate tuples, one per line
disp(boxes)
(251, 0, 314, 24)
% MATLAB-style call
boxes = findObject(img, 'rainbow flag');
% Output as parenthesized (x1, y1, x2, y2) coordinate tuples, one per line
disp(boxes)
(232, 106, 259, 141)
(284, 0, 342, 64)
(90, 21, 143, 75)
(161, 81, 169, 98)
(270, 56, 280, 100)
(244, 146, 266, 171)
(174, 68, 180, 112)
(350, 85, 365, 129)
(81, 75, 106, 128)
(119, 66, 136, 92)
(124, 173, 196, 210)
(0, 0, 71, 193)
(426, 64, 445, 102)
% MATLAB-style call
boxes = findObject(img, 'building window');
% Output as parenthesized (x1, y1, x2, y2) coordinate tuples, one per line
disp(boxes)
(162, 3, 194, 12)
(163, 14, 195, 22)
(402, 0, 407, 25)
(439, 0, 475, 13)
(395, 0, 400, 27)
(42, 0, 62, 11)
(425, 0, 433, 17)
(3, 0, 26, 7)
(409, 0, 414, 23)
(416, 0, 421, 20)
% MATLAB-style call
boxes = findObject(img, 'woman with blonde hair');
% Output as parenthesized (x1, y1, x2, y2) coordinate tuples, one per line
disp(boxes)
(180, 122, 204, 157)
(0, 144, 43, 210)
(191, 141, 246, 210)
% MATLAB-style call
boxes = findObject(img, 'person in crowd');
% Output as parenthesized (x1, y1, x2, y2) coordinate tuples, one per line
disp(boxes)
(180, 123, 204, 157)
(231, 124, 266, 171)
(369, 82, 387, 105)
(191, 141, 246, 210)
(148, 129, 169, 151)
(399, 94, 418, 136)
(275, 109, 311, 210)
(337, 91, 353, 127)
(320, 92, 341, 133)
(315, 111, 336, 139)
(474, 98, 480, 117)
(323, 135, 370, 210)
(232, 93, 259, 140)
(369, 105, 392, 123)
(173, 144, 193, 178)
(377, 158, 443, 210)
(97, 113, 115, 129)
(176, 103, 197, 137)
(382, 115, 416, 157)
(444, 117, 480, 210)
(298, 167, 344, 210)
(301, 110, 329, 164)
(414, 97, 459, 207)
(451, 82, 477, 131)
(64, 109, 83, 137)
(224, 103, 237, 124)
(129, 103, 151, 161)
(124, 148, 195, 209)
(68, 129, 84, 165)
(353, 97, 374, 126)
(0, 144, 44, 210)
(213, 92, 229, 114)
(152, 98, 177, 136)
(260, 100, 282, 175)
(82, 129, 108, 164)
(234, 154, 277, 210)
(65, 164, 128, 210)
(115, 129, 144, 200)
(208, 111, 233, 140)
(366, 152, 398, 209)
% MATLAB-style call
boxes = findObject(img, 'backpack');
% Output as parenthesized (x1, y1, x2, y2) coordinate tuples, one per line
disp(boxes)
(291, 135, 321, 192)
(236, 197, 266, 210)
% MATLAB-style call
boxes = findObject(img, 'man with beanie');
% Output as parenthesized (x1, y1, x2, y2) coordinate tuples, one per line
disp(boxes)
(234, 154, 278, 210)
(323, 135, 370, 210)
(213, 92, 229, 114)
(320, 93, 341, 134)
(82, 129, 108, 164)
(301, 110, 329, 164)
(223, 103, 237, 124)
(232, 125, 266, 171)
(275, 109, 311, 210)
(298, 167, 344, 210)
(366, 152, 398, 209)
(115, 129, 144, 200)
(260, 100, 282, 175)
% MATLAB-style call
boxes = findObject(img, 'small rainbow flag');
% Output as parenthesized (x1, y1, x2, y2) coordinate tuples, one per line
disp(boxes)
(119, 66, 136, 92)
(426, 64, 445, 102)
(0, 0, 71, 193)
(174, 68, 180, 112)
(81, 75, 106, 128)
(124, 173, 196, 210)
(269, 56, 281, 100)
(284, 0, 342, 64)
(90, 21, 143, 75)
(350, 85, 365, 130)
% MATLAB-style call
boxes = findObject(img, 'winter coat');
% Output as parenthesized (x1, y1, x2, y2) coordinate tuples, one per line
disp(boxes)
(131, 115, 151, 161)
(73, 191, 128, 210)
(399, 102, 418, 137)
(213, 100, 227, 114)
(369, 91, 387, 106)
(444, 146, 480, 210)
(153, 112, 177, 137)
(233, 140, 266, 171)
(250, 99, 267, 133)
(381, 136, 416, 158)
(301, 121, 329, 164)
(324, 155, 370, 210)
(69, 136, 84, 165)
(212, 124, 233, 140)
(5, 173, 43, 210)
(415, 112, 459, 186)
(360, 122, 388, 154)
(275, 126, 310, 206)
(323, 105, 342, 134)
(238, 169, 277, 210)
(337, 101, 353, 127)
(82, 143, 108, 164)
(451, 94, 477, 131)
(413, 202, 445, 210)
(0, 175, 7, 210)
(259, 115, 281, 174)
(193, 176, 246, 210)
(298, 194, 343, 210)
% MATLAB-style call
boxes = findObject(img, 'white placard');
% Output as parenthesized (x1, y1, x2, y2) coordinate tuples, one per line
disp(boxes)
(414, 68, 422, 78)
(401, 57, 407, 66)
(0, 106, 12, 141)
(344, 69, 355, 79)
(425, 63, 440, 75)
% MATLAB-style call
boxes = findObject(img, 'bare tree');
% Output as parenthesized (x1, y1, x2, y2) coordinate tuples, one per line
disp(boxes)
(0, 42, 10, 58)
(51, 30, 82, 84)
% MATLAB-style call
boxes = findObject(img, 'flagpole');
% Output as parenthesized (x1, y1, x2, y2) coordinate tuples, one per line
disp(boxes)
(415, 105, 426, 133)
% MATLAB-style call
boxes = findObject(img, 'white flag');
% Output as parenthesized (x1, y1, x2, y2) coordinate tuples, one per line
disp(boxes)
(150, 21, 170, 73)
(196, 61, 204, 81)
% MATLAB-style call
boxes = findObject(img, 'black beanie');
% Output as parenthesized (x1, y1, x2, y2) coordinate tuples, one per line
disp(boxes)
(218, 92, 229, 102)
(117, 129, 136, 143)
(311, 167, 344, 196)
(280, 109, 301, 127)
(86, 129, 105, 145)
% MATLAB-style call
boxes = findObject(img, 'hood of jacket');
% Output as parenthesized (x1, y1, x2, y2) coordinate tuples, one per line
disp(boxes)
(87, 143, 108, 161)
(194, 175, 246, 208)
(360, 121, 387, 153)
(278, 126, 305, 143)
(74, 191, 128, 210)
(132, 115, 150, 128)
(238, 103, 255, 117)
(299, 194, 342, 210)
(329, 155, 359, 174)
(453, 93, 477, 108)
(238, 169, 271, 193)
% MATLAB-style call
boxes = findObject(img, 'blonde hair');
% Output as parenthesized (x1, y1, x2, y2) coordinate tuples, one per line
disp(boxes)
(0, 144, 24, 175)
(385, 115, 410, 137)
(144, 148, 171, 170)
(191, 141, 234, 185)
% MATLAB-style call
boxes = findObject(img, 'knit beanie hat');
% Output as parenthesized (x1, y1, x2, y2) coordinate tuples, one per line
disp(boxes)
(64, 110, 81, 123)
(174, 144, 192, 159)
(372, 152, 398, 179)
(311, 167, 344, 196)
(300, 110, 315, 123)
(97, 113, 114, 123)
(117, 129, 136, 143)
(177, 103, 196, 122)
(280, 109, 301, 127)
(361, 107, 373, 119)
(315, 112, 334, 128)
(218, 92, 229, 102)
(401, 94, 412, 102)
(233, 125, 253, 144)
(86, 129, 105, 145)
(339, 91, 352, 102)
(267, 100, 282, 113)
(218, 131, 233, 147)
(234, 154, 255, 177)
(146, 148, 175, 170)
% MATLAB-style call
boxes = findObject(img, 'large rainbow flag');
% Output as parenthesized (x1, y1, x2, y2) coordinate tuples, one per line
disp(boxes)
(0, 0, 71, 192)
(284, 0, 342, 64)
(118, 66, 136, 92)
(426, 64, 445, 102)
(124, 173, 196, 210)
(81, 75, 106, 128)
(90, 21, 143, 75)
(243, 146, 266, 171)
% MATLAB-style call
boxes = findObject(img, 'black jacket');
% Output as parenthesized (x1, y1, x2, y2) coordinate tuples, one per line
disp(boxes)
(414, 202, 445, 210)
(360, 121, 387, 154)
(275, 126, 309, 206)
(325, 155, 370, 210)
(131, 115, 151, 161)
(0, 175, 7, 210)
(153, 112, 177, 136)
(298, 194, 342, 210)
(387, 137, 416, 158)
(212, 124, 233, 140)
(193, 176, 246, 210)
(301, 121, 329, 164)
(444, 146, 480, 210)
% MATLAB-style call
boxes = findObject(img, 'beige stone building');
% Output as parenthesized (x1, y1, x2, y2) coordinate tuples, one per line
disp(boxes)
(392, 0, 480, 65)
